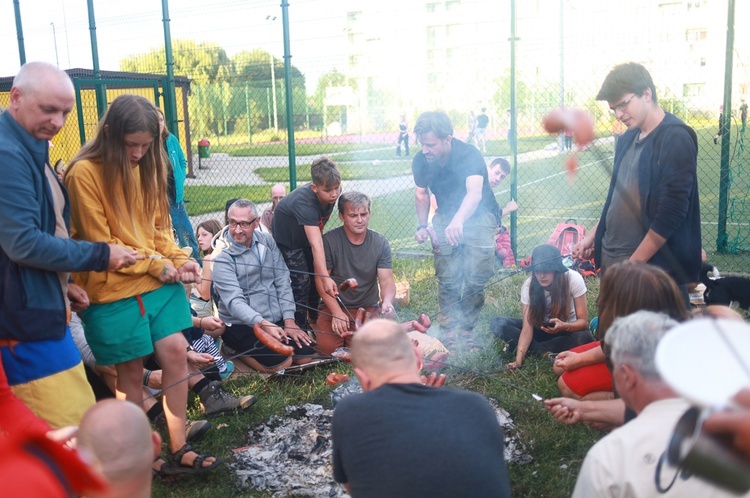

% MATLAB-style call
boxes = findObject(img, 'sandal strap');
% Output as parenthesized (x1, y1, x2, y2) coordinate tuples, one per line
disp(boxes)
(169, 443, 193, 465)
(191, 454, 206, 469)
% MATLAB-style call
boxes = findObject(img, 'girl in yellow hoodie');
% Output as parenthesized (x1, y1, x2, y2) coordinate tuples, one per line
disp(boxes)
(65, 94, 220, 476)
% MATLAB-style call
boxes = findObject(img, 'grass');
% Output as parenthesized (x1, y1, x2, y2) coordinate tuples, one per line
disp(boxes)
(254, 159, 414, 183)
(152, 258, 602, 498)
(184, 185, 273, 217)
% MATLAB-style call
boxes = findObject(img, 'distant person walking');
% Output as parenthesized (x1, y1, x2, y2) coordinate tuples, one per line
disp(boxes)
(740, 99, 748, 133)
(474, 108, 489, 153)
(396, 114, 409, 157)
(467, 110, 477, 144)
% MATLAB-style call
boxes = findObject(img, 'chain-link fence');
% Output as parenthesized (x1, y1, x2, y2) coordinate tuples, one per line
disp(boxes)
(4, 0, 750, 272)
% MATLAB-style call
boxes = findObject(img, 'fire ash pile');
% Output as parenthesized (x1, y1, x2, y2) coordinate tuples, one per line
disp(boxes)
(232, 383, 532, 496)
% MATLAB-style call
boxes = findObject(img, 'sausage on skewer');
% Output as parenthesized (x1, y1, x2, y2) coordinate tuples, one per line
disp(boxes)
(253, 322, 294, 356)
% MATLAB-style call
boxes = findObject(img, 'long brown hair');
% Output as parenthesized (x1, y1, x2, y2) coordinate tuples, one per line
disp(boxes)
(69, 94, 169, 236)
(156, 107, 170, 141)
(597, 262, 689, 339)
(196, 219, 223, 256)
(528, 271, 571, 327)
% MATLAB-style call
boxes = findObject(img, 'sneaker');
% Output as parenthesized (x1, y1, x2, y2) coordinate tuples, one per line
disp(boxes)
(219, 360, 235, 381)
(198, 380, 257, 417)
(185, 419, 211, 442)
(154, 414, 211, 443)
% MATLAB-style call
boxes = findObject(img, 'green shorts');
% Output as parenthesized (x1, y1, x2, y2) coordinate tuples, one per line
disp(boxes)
(81, 283, 193, 366)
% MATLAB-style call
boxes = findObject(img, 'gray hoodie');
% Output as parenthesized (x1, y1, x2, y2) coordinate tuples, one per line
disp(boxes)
(212, 228, 296, 326)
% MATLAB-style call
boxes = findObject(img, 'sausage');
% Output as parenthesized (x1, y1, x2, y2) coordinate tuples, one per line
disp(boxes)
(253, 322, 294, 356)
(400, 320, 426, 333)
(339, 278, 358, 292)
(331, 347, 351, 362)
(326, 372, 350, 386)
(354, 307, 366, 330)
(418, 313, 432, 329)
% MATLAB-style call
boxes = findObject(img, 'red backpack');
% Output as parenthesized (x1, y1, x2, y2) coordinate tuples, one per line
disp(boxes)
(521, 219, 598, 276)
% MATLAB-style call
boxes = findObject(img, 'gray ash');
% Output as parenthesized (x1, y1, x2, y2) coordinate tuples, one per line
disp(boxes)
(232, 384, 531, 496)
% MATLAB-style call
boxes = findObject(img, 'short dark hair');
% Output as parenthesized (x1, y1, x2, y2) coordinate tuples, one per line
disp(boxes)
(490, 157, 511, 173)
(596, 62, 658, 105)
(338, 191, 371, 215)
(413, 111, 453, 139)
(310, 157, 341, 187)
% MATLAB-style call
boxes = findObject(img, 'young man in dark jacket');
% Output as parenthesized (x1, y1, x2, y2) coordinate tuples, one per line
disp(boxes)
(572, 63, 701, 297)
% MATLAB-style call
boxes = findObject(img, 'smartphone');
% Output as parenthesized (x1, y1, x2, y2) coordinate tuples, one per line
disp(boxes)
(541, 321, 554, 328)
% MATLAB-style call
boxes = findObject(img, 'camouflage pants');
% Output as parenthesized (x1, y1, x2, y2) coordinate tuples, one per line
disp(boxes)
(432, 210, 496, 332)
(278, 245, 320, 330)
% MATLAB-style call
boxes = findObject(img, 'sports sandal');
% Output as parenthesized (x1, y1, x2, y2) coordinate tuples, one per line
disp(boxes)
(152, 457, 183, 483)
(162, 444, 223, 475)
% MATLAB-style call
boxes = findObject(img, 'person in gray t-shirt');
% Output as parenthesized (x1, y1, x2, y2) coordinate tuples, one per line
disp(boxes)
(600, 136, 650, 268)
(312, 192, 396, 355)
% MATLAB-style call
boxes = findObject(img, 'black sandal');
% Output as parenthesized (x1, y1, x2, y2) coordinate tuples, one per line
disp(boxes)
(163, 444, 223, 475)
(152, 457, 183, 483)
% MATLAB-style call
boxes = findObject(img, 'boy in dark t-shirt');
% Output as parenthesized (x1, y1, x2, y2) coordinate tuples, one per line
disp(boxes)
(272, 157, 341, 330)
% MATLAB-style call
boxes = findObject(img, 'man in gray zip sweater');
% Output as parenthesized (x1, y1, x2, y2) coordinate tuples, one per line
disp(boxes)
(212, 199, 314, 372)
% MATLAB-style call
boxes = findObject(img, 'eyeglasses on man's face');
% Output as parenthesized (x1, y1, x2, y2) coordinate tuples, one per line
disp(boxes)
(610, 94, 637, 115)
(228, 217, 258, 230)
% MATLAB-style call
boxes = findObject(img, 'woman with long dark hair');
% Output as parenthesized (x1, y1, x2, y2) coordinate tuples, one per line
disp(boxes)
(492, 244, 594, 368)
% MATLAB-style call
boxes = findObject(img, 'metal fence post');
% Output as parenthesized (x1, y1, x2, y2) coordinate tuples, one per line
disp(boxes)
(717, 0, 736, 253)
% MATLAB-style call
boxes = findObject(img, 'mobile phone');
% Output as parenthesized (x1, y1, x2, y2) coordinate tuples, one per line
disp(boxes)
(541, 321, 554, 328)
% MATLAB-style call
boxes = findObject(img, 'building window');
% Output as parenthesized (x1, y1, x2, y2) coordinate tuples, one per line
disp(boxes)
(683, 83, 704, 97)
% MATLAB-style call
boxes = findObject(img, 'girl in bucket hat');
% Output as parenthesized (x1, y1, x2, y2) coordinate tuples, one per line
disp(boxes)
(491, 244, 594, 368)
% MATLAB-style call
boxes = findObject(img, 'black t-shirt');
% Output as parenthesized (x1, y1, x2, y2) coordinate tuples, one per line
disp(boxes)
(271, 183, 334, 249)
(332, 383, 512, 498)
(476, 113, 489, 129)
(412, 138, 498, 220)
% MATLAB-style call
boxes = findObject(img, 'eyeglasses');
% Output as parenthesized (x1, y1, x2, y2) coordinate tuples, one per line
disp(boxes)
(228, 217, 258, 229)
(610, 94, 637, 115)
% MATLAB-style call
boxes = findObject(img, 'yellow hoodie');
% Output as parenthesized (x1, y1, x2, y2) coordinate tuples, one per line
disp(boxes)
(65, 159, 189, 304)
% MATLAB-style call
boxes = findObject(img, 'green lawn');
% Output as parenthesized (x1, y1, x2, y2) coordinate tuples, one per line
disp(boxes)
(152, 258, 601, 498)
(184, 185, 273, 217)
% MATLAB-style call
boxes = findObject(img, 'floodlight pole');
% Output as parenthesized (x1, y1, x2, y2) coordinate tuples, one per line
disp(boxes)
(281, 0, 297, 190)
(717, 0, 735, 253)
(162, 0, 179, 138)
(13, 0, 26, 65)
(86, 0, 107, 118)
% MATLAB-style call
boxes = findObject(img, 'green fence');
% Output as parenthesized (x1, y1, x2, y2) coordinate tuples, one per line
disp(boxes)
(7, 0, 750, 272)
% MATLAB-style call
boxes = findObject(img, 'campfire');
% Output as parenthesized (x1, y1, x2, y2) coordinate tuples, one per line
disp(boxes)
(232, 381, 532, 496)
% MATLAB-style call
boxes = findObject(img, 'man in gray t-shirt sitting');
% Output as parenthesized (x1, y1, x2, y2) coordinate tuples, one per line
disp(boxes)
(312, 192, 396, 355)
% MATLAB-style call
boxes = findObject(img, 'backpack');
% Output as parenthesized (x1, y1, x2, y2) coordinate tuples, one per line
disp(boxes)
(520, 219, 598, 277)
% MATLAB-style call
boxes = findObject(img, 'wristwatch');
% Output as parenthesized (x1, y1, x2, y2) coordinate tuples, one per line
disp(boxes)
(416, 224, 428, 231)
(186, 345, 195, 353)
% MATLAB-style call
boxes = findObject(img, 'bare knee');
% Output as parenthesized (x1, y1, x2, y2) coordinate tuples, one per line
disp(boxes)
(557, 375, 582, 400)
(238, 355, 293, 373)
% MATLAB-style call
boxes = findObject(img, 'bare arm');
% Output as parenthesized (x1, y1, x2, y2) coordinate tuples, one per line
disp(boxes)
(377, 267, 397, 317)
(572, 221, 598, 260)
(305, 225, 337, 298)
(545, 397, 626, 427)
(414, 186, 431, 244)
(629, 229, 667, 264)
(509, 303, 533, 368)
(554, 344, 606, 373)
(196, 253, 214, 300)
